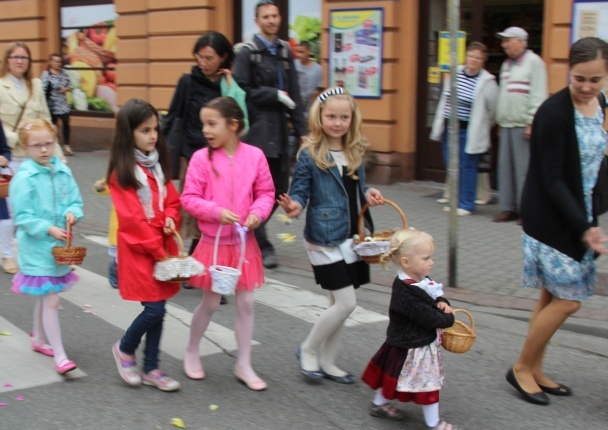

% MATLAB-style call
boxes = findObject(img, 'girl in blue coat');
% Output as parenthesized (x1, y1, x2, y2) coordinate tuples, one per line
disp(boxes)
(278, 87, 383, 382)
(10, 118, 83, 375)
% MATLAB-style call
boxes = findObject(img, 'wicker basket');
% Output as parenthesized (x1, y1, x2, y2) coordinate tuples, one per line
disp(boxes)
(154, 229, 205, 283)
(52, 224, 87, 265)
(209, 223, 247, 296)
(354, 198, 408, 264)
(441, 309, 476, 354)
(0, 166, 14, 199)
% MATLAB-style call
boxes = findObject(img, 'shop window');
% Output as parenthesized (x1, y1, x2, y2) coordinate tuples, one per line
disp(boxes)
(60, 0, 118, 114)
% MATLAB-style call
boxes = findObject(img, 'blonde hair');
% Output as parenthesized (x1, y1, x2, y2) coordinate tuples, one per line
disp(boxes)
(18, 118, 57, 146)
(379, 228, 435, 268)
(1, 42, 33, 95)
(298, 87, 368, 178)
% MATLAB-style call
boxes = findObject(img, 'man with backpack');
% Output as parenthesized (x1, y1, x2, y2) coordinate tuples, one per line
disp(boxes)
(233, 0, 307, 269)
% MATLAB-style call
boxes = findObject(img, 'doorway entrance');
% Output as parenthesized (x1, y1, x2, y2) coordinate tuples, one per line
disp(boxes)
(415, 0, 544, 182)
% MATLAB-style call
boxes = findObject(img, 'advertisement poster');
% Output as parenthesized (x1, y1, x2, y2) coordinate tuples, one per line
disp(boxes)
(329, 8, 383, 99)
(61, 4, 118, 113)
(572, 0, 608, 43)
(438, 31, 467, 71)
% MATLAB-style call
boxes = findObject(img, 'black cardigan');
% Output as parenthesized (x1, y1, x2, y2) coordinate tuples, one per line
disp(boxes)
(521, 86, 599, 262)
(386, 277, 455, 350)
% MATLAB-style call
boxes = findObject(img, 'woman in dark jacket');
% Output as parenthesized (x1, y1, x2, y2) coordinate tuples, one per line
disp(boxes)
(161, 32, 237, 297)
(506, 37, 608, 406)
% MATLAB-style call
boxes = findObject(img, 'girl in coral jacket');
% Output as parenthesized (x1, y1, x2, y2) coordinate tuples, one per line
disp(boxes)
(181, 96, 274, 391)
(107, 99, 182, 392)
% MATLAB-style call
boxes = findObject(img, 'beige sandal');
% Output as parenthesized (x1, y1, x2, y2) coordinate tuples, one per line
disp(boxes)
(369, 402, 406, 421)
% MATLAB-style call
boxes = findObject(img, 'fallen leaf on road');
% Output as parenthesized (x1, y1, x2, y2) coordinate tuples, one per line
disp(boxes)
(277, 214, 293, 224)
(0, 331, 11, 336)
(171, 417, 186, 428)
(277, 233, 296, 243)
(15, 396, 24, 401)
(209, 404, 219, 411)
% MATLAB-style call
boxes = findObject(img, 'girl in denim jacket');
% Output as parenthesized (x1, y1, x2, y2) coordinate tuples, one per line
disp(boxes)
(278, 87, 383, 383)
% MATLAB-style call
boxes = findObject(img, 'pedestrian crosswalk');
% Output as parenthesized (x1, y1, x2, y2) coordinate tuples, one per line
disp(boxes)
(1, 262, 388, 394)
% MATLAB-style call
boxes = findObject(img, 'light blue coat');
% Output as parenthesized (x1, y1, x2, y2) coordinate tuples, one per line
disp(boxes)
(10, 156, 83, 276)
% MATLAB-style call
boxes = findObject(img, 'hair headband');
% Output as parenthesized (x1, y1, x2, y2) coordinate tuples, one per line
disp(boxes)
(318, 87, 345, 102)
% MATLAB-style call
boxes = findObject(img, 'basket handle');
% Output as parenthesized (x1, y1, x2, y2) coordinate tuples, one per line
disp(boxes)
(213, 223, 247, 271)
(357, 198, 408, 239)
(66, 222, 72, 248)
(169, 228, 186, 257)
(452, 309, 475, 334)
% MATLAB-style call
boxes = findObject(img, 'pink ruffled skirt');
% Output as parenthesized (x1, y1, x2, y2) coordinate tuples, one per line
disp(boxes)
(12, 272, 78, 296)
(188, 236, 265, 291)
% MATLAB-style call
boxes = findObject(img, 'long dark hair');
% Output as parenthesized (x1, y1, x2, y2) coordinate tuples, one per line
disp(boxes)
(193, 31, 235, 70)
(106, 98, 172, 189)
(203, 97, 245, 176)
(569, 37, 608, 67)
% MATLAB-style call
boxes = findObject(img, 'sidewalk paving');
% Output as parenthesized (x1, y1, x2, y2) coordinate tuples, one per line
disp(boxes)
(69, 151, 608, 321)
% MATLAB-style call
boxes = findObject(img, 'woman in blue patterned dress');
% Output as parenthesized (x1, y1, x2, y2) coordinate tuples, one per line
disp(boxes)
(506, 37, 608, 406)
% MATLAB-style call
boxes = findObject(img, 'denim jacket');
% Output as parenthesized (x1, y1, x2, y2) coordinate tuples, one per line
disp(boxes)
(288, 149, 370, 246)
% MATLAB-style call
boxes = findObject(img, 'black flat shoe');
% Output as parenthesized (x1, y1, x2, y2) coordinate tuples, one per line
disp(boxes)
(220, 295, 228, 305)
(538, 383, 573, 396)
(295, 346, 323, 380)
(506, 367, 550, 405)
(320, 369, 356, 384)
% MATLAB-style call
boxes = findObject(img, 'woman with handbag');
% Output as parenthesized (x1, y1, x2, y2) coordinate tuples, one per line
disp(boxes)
(42, 53, 73, 156)
(161, 31, 248, 297)
(506, 37, 608, 406)
(0, 42, 65, 274)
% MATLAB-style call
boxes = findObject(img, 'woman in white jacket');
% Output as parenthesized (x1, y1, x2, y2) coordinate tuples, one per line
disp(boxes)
(430, 42, 498, 215)
(0, 42, 64, 274)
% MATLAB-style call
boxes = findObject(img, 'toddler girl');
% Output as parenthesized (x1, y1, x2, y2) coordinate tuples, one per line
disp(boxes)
(278, 87, 383, 382)
(107, 99, 182, 391)
(10, 118, 83, 375)
(361, 229, 459, 429)
(181, 96, 274, 391)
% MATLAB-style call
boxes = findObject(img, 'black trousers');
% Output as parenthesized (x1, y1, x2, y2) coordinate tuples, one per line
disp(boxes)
(51, 112, 70, 146)
(254, 155, 290, 256)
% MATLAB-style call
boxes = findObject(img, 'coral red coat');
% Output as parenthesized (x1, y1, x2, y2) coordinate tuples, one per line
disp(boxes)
(110, 167, 181, 302)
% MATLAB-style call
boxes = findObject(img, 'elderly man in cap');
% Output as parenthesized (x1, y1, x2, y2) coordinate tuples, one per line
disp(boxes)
(493, 27, 547, 223)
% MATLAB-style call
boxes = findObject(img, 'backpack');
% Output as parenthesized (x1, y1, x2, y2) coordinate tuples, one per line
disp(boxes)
(241, 39, 292, 72)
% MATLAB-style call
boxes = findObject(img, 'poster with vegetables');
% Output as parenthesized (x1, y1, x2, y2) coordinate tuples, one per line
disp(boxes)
(289, 1, 322, 61)
(329, 8, 383, 99)
(61, 4, 118, 113)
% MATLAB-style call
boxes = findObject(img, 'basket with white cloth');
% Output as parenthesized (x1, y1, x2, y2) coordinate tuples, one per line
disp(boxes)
(209, 223, 248, 295)
(153, 229, 205, 283)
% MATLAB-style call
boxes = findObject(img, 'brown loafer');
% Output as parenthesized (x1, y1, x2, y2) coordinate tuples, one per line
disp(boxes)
(493, 211, 519, 223)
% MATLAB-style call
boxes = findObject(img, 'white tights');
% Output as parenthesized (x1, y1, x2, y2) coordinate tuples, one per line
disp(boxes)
(300, 286, 357, 376)
(32, 294, 68, 365)
(373, 388, 440, 427)
(185, 290, 259, 380)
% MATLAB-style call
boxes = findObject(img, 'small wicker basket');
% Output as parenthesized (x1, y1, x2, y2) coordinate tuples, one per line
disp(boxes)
(354, 198, 408, 264)
(154, 229, 205, 283)
(0, 165, 14, 199)
(52, 223, 87, 265)
(209, 223, 246, 296)
(441, 309, 476, 354)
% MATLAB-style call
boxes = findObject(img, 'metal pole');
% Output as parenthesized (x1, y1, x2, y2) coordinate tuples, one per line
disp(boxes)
(447, 0, 460, 288)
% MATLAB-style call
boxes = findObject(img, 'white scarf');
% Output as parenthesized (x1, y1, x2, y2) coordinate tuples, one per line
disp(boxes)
(134, 149, 166, 221)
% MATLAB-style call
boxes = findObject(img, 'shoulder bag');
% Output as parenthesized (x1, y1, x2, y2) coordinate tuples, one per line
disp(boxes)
(592, 92, 608, 216)
(165, 74, 191, 179)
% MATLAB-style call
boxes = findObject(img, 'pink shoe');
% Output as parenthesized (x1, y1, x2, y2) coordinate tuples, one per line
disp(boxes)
(31, 340, 54, 357)
(142, 370, 181, 392)
(55, 358, 77, 375)
(112, 341, 141, 386)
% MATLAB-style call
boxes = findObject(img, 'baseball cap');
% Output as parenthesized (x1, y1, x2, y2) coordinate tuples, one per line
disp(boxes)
(496, 27, 528, 40)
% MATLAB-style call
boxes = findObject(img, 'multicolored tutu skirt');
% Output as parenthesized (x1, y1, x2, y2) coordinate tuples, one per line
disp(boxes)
(361, 342, 440, 405)
(11, 272, 78, 296)
(187, 235, 265, 291)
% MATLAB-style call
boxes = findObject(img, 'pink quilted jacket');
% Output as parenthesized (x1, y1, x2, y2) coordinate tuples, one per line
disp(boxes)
(181, 142, 275, 245)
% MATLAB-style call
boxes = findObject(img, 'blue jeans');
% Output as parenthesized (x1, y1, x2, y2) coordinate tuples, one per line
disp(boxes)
(442, 127, 481, 212)
(120, 301, 166, 373)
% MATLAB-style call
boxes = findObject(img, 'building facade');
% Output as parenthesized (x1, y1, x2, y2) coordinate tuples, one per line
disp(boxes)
(0, 0, 578, 183)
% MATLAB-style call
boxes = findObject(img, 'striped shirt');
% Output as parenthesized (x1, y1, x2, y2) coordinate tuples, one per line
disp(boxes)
(443, 70, 480, 121)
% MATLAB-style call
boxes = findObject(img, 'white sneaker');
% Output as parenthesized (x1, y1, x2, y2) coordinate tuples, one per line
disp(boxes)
(436, 198, 450, 204)
(443, 207, 472, 216)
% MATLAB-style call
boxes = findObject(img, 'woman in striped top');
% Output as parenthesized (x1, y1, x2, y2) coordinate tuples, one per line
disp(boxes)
(430, 42, 499, 215)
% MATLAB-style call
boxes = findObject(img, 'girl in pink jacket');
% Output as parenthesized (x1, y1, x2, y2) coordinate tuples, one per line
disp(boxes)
(181, 96, 275, 391)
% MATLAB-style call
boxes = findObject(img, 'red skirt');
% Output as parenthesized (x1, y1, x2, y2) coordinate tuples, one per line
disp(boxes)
(188, 233, 265, 291)
(361, 342, 439, 405)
